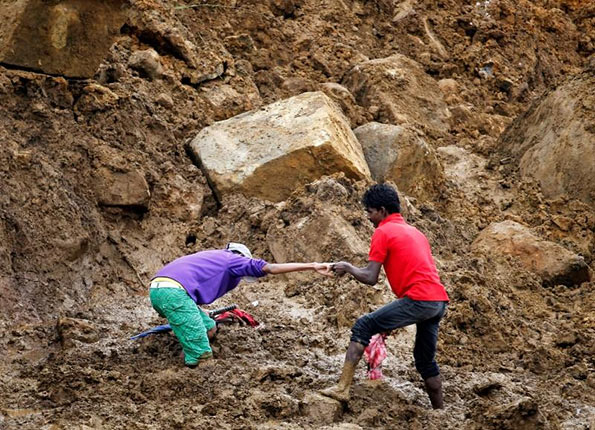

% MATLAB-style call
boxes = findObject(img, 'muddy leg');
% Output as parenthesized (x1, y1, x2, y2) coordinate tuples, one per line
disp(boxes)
(424, 375, 444, 409)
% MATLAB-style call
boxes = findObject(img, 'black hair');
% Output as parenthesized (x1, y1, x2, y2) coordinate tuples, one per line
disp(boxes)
(362, 183, 401, 213)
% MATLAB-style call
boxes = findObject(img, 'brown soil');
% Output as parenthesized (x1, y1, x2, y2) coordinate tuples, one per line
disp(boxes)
(0, 0, 594, 429)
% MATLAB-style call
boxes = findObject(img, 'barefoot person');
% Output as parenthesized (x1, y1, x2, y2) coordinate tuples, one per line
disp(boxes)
(321, 184, 449, 408)
(150, 242, 332, 368)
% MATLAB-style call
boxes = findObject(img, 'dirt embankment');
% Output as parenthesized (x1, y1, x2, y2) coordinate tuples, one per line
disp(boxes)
(0, 0, 593, 429)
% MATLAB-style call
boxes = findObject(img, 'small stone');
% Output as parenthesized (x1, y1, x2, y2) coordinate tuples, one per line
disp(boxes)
(74, 83, 119, 112)
(128, 48, 163, 80)
(438, 78, 459, 96)
(552, 215, 573, 232)
(496, 77, 514, 92)
(155, 93, 174, 108)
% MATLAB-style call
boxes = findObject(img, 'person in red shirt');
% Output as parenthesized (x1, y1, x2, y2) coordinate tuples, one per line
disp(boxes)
(321, 184, 449, 409)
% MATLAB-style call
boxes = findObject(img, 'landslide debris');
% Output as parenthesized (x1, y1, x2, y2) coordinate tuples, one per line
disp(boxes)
(0, 0, 593, 429)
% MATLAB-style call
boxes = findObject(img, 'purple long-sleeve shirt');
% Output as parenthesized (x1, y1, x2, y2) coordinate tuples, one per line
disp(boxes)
(153, 250, 268, 304)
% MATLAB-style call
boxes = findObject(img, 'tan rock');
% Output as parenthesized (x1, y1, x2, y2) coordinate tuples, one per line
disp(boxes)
(282, 77, 314, 95)
(342, 54, 450, 134)
(449, 104, 474, 126)
(353, 122, 445, 200)
(500, 70, 595, 204)
(0, 0, 128, 77)
(189, 91, 371, 202)
(155, 93, 174, 109)
(95, 169, 150, 209)
(310, 43, 370, 80)
(472, 220, 591, 286)
(551, 215, 573, 232)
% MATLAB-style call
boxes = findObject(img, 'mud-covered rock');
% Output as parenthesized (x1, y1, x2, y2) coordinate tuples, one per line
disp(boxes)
(1, 0, 594, 429)
(301, 392, 342, 424)
(472, 220, 591, 286)
(125, 6, 232, 85)
(267, 208, 368, 264)
(57, 317, 99, 348)
(189, 91, 370, 202)
(480, 398, 540, 429)
(149, 173, 205, 222)
(0, 0, 128, 77)
(342, 54, 450, 135)
(500, 70, 595, 204)
(353, 122, 445, 200)
(95, 168, 150, 209)
(201, 82, 262, 121)
(74, 83, 119, 113)
(249, 390, 299, 419)
(310, 42, 370, 81)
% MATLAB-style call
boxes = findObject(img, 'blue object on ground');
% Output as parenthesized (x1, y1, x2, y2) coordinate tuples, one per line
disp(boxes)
(130, 324, 172, 340)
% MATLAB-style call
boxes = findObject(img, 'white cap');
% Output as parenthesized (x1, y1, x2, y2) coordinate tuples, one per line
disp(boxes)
(226, 242, 252, 259)
(226, 242, 257, 283)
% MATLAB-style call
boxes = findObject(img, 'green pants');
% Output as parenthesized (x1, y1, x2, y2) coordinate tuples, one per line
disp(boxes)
(149, 288, 216, 365)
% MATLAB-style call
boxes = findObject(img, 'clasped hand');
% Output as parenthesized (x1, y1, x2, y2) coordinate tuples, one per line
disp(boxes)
(313, 262, 351, 276)
(313, 262, 334, 276)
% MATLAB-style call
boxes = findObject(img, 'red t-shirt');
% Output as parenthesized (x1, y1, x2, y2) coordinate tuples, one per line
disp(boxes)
(369, 213, 449, 301)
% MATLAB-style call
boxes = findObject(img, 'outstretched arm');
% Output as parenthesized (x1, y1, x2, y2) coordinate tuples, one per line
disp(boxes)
(263, 262, 333, 276)
(332, 261, 382, 285)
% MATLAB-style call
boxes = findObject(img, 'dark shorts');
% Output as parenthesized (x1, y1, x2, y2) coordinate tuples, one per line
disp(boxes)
(351, 297, 447, 380)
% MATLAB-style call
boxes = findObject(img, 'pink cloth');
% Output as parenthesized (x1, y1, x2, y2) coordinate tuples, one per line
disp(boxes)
(364, 333, 388, 379)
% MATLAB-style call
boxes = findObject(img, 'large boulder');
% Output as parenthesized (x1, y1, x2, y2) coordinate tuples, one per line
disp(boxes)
(0, 0, 128, 78)
(189, 92, 371, 202)
(472, 220, 591, 287)
(342, 54, 450, 135)
(353, 122, 445, 200)
(499, 69, 595, 205)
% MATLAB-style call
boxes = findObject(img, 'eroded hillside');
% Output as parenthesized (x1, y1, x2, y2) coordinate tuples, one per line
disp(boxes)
(0, 0, 593, 428)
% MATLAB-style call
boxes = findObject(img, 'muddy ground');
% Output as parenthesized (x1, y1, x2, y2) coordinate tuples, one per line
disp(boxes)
(0, 0, 594, 429)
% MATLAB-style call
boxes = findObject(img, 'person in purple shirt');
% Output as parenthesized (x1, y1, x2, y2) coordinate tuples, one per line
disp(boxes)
(149, 242, 332, 368)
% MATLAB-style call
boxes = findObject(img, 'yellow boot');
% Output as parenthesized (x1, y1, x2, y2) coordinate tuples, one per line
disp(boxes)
(320, 361, 357, 402)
